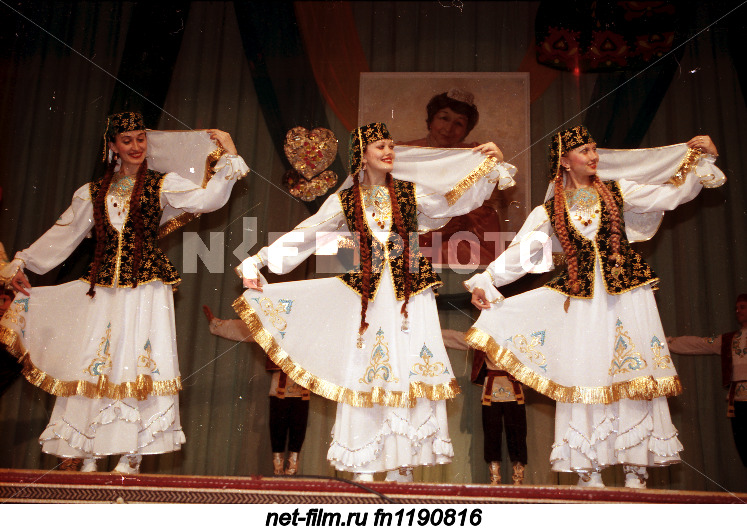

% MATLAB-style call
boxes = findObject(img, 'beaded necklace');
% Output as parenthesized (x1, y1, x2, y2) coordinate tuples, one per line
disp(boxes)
(108, 173, 135, 216)
(564, 186, 600, 227)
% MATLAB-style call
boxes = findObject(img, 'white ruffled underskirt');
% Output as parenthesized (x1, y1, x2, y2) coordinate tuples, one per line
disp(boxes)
(40, 394, 185, 458)
(327, 398, 453, 473)
(549, 397, 682, 472)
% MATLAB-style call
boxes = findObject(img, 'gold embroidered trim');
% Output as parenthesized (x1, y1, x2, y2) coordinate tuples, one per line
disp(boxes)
(0, 326, 181, 400)
(465, 327, 682, 404)
(232, 295, 460, 408)
(78, 276, 181, 288)
(333, 263, 443, 303)
(159, 212, 201, 238)
(337, 235, 356, 249)
(545, 276, 661, 299)
(444, 156, 499, 206)
(668, 148, 702, 187)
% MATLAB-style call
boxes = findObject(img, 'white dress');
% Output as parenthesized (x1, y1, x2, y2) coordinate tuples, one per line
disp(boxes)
(0, 154, 248, 458)
(465, 145, 724, 473)
(234, 147, 516, 473)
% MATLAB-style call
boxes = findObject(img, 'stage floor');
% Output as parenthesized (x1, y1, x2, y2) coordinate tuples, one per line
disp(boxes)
(0, 469, 744, 504)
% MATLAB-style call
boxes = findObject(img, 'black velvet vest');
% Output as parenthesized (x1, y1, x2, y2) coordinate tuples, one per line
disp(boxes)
(337, 179, 441, 300)
(543, 180, 657, 298)
(84, 170, 180, 288)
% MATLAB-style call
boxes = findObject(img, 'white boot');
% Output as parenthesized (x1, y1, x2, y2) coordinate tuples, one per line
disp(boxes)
(623, 465, 648, 489)
(80, 457, 98, 473)
(352, 472, 374, 483)
(576, 470, 605, 488)
(385, 467, 413, 483)
(113, 454, 142, 474)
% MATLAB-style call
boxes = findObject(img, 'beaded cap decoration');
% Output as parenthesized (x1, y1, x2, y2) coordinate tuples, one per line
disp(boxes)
(348, 122, 392, 176)
(103, 111, 146, 160)
(548, 125, 595, 179)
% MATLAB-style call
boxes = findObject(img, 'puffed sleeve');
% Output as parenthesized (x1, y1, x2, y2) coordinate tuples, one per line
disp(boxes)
(237, 192, 348, 279)
(390, 146, 517, 233)
(160, 154, 249, 214)
(619, 153, 722, 213)
(463, 205, 554, 303)
(2, 183, 94, 278)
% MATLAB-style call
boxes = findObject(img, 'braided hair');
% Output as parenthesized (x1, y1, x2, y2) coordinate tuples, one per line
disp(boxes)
(551, 173, 580, 294)
(351, 171, 372, 335)
(386, 173, 412, 319)
(591, 175, 622, 264)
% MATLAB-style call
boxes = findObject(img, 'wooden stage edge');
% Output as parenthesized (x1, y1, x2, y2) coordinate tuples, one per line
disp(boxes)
(1, 469, 745, 504)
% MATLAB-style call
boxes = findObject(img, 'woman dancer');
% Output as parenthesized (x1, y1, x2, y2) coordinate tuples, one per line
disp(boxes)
(235, 122, 515, 481)
(0, 112, 249, 473)
(465, 125, 722, 488)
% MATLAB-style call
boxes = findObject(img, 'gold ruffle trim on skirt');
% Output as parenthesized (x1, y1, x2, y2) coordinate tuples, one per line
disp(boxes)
(232, 295, 461, 408)
(444, 156, 500, 206)
(465, 327, 682, 404)
(0, 325, 182, 400)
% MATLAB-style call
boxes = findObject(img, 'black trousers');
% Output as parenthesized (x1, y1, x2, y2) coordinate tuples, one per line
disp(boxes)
(269, 396, 309, 453)
(732, 401, 747, 467)
(0, 347, 21, 399)
(482, 401, 528, 465)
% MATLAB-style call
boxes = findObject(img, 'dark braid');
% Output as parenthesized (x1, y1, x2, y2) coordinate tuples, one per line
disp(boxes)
(129, 160, 148, 287)
(387, 174, 411, 318)
(591, 175, 622, 264)
(552, 174, 580, 295)
(87, 157, 117, 297)
(352, 173, 372, 335)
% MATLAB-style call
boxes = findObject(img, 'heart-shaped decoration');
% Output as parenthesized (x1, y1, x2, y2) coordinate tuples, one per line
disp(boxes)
(284, 127, 338, 180)
(283, 169, 338, 201)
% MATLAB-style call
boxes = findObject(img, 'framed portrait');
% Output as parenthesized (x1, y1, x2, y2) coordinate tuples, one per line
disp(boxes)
(359, 72, 530, 269)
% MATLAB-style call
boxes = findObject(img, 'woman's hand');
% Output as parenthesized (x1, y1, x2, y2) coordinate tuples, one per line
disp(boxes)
(207, 129, 238, 156)
(470, 287, 491, 310)
(686, 135, 718, 157)
(243, 277, 263, 292)
(472, 142, 504, 162)
(10, 269, 31, 296)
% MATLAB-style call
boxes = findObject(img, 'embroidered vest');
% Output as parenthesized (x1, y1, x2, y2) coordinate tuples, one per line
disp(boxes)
(337, 179, 441, 300)
(83, 170, 180, 288)
(721, 330, 738, 387)
(543, 180, 657, 298)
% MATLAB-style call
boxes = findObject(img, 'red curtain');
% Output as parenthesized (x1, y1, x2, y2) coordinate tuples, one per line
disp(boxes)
(294, 1, 370, 131)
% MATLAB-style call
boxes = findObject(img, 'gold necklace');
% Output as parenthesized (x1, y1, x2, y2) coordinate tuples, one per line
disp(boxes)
(360, 185, 391, 230)
(565, 187, 600, 227)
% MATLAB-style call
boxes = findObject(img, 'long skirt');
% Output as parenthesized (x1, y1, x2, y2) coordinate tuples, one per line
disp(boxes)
(234, 266, 457, 472)
(467, 265, 682, 471)
(0, 280, 185, 457)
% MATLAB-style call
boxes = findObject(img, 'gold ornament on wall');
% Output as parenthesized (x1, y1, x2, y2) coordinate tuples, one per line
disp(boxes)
(282, 127, 339, 201)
